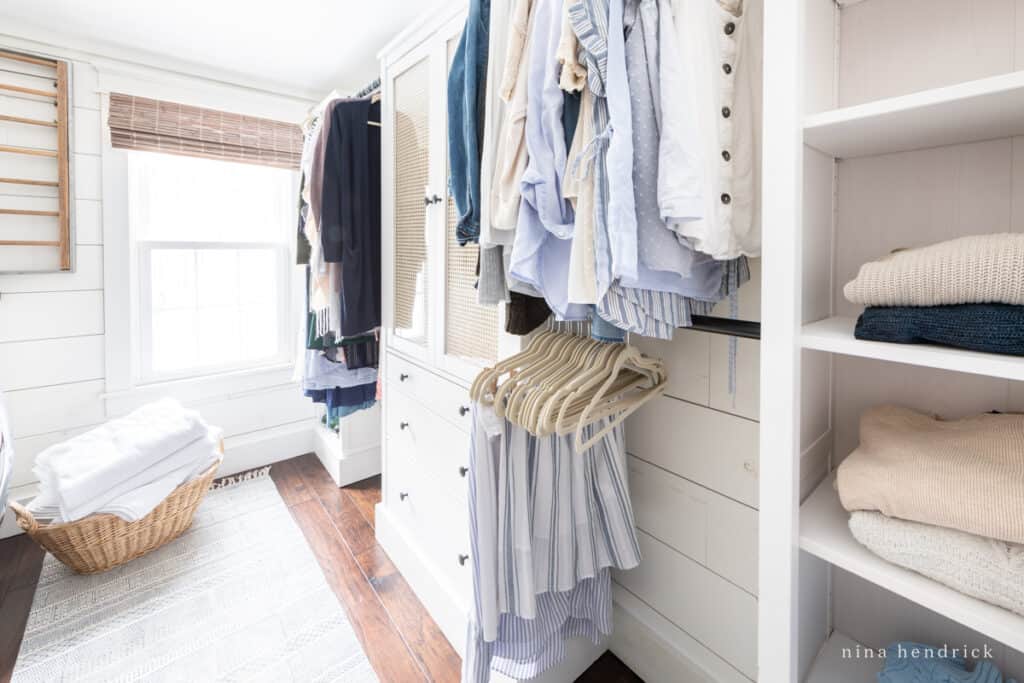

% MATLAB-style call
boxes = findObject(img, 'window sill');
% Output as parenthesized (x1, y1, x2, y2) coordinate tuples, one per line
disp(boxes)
(102, 362, 299, 415)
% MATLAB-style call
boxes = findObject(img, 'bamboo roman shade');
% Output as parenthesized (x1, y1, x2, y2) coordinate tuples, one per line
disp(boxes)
(108, 93, 302, 169)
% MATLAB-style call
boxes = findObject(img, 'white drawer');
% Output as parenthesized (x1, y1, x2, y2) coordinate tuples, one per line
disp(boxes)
(385, 352, 474, 433)
(386, 442, 472, 600)
(385, 386, 471, 501)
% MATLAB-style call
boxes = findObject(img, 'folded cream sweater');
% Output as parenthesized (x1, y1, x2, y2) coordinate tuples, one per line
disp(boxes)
(843, 233, 1024, 307)
(850, 511, 1024, 617)
(837, 405, 1024, 544)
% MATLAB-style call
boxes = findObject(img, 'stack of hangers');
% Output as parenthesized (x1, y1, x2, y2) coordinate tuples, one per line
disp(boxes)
(470, 330, 666, 450)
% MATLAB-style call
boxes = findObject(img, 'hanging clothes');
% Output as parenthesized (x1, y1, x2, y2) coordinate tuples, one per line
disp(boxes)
(463, 403, 641, 682)
(668, 0, 762, 259)
(297, 94, 381, 424)
(319, 98, 382, 336)
(448, 0, 492, 245)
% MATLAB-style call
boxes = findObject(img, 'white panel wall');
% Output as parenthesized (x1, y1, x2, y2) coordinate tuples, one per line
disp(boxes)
(0, 54, 318, 527)
(612, 264, 762, 682)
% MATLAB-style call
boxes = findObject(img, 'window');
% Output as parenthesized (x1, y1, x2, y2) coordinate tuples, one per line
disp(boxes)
(128, 151, 296, 381)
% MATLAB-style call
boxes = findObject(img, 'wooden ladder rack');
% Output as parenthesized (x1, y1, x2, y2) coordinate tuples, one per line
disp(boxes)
(0, 49, 70, 270)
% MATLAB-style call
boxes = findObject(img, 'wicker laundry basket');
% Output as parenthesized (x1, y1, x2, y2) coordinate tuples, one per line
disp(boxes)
(8, 456, 222, 575)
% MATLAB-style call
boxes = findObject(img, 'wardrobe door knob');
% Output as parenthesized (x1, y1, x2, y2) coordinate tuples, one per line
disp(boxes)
(399, 421, 410, 430)
(458, 406, 470, 416)
(458, 466, 469, 478)
(399, 373, 409, 382)
(399, 492, 409, 501)
(457, 553, 469, 566)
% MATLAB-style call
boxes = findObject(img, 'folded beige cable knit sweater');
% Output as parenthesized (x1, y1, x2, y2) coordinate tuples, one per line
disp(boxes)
(843, 233, 1024, 307)
(837, 404, 1024, 544)
(849, 511, 1024, 617)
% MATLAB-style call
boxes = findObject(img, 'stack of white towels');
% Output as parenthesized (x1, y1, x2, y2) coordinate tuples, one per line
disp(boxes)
(28, 399, 221, 524)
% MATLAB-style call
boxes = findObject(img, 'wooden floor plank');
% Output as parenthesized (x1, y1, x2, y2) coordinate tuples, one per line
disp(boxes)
(342, 475, 382, 529)
(286, 498, 426, 683)
(268, 456, 315, 507)
(293, 454, 378, 558)
(0, 585, 36, 683)
(355, 544, 463, 683)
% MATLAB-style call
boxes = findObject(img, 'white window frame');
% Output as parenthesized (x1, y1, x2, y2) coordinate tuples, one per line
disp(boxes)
(135, 239, 293, 384)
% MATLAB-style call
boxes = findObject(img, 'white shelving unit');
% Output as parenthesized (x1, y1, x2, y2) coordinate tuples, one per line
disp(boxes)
(801, 475, 1024, 653)
(760, 1, 1024, 680)
(804, 71, 1024, 159)
(801, 317, 1024, 382)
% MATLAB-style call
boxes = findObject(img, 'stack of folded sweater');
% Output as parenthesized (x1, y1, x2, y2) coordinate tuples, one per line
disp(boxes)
(844, 233, 1024, 355)
(838, 405, 1024, 617)
(28, 399, 221, 524)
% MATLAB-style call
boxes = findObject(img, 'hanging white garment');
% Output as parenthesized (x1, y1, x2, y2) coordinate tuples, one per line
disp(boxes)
(668, 0, 762, 260)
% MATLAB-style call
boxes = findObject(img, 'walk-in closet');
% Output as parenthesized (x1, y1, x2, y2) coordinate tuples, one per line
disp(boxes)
(0, 0, 1021, 682)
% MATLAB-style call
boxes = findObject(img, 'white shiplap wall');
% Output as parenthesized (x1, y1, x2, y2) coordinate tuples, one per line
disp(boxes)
(611, 261, 762, 683)
(0, 54, 317, 536)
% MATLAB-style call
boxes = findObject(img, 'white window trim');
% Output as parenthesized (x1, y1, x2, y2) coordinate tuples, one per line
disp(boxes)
(135, 239, 293, 384)
(101, 97, 304, 401)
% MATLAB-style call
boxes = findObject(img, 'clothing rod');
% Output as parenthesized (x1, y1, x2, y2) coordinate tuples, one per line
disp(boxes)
(0, 66, 57, 82)
(688, 315, 761, 340)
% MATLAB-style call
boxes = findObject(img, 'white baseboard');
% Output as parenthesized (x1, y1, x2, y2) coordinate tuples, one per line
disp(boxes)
(376, 503, 606, 683)
(0, 420, 316, 540)
(610, 584, 752, 683)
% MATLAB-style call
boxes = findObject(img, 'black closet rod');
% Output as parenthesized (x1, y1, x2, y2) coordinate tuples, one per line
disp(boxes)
(688, 315, 761, 340)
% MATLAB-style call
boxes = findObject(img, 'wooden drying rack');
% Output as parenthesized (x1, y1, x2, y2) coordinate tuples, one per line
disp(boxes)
(0, 49, 71, 270)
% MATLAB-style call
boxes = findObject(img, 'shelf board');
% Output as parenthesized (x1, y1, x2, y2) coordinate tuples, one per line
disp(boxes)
(806, 632, 880, 683)
(800, 316, 1024, 382)
(804, 71, 1024, 158)
(800, 475, 1024, 653)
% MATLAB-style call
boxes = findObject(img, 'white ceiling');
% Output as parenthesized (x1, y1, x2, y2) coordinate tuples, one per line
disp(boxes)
(0, 0, 428, 99)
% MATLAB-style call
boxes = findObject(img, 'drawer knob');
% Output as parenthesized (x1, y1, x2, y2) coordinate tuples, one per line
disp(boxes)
(399, 373, 410, 382)
(457, 553, 469, 566)
(458, 466, 469, 478)
(399, 421, 410, 430)
(458, 406, 470, 416)
(399, 492, 409, 501)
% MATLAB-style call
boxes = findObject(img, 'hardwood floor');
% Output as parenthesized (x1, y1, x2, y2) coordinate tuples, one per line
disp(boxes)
(0, 454, 642, 683)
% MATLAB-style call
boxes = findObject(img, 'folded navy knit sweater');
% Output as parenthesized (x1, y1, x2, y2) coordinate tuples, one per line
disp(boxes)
(854, 304, 1024, 356)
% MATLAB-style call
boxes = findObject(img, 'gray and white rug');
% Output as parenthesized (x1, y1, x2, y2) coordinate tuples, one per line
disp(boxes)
(12, 470, 378, 683)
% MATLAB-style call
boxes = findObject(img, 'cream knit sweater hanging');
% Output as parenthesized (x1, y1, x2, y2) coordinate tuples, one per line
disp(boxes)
(837, 404, 1024, 545)
(843, 233, 1024, 307)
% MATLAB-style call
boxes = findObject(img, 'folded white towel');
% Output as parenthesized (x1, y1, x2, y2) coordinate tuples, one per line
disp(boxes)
(29, 428, 221, 523)
(33, 399, 210, 522)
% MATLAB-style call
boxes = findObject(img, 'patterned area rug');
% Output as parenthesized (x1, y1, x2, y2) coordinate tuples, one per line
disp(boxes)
(12, 471, 377, 682)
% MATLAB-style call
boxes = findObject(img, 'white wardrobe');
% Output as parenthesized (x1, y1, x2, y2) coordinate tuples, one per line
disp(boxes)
(376, 7, 610, 682)
(761, 0, 1024, 681)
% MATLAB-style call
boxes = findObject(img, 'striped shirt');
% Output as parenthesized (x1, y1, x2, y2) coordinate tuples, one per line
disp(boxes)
(463, 404, 640, 682)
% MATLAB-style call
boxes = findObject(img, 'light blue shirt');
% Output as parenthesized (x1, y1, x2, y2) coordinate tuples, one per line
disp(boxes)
(603, 0, 638, 283)
(509, 0, 588, 320)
